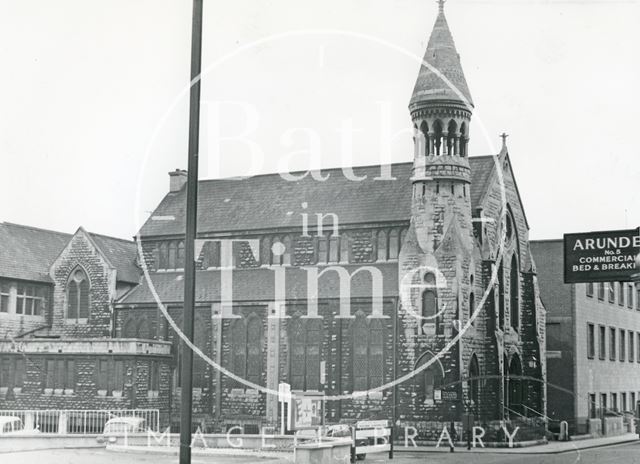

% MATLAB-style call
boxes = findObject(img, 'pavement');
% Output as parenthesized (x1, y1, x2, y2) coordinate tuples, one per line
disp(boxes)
(397, 432, 639, 454)
(1, 434, 639, 464)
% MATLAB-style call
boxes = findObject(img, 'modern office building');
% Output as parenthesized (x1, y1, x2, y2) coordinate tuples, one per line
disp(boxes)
(531, 239, 640, 434)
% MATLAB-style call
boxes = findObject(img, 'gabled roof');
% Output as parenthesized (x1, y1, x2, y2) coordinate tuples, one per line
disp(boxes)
(409, 2, 473, 108)
(139, 158, 497, 238)
(0, 222, 139, 284)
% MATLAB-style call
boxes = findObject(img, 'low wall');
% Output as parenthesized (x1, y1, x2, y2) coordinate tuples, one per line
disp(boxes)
(0, 434, 102, 453)
(295, 438, 352, 464)
(603, 417, 625, 436)
(588, 419, 602, 437)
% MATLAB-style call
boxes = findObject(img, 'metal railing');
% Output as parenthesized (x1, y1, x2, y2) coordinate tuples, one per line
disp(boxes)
(0, 409, 160, 434)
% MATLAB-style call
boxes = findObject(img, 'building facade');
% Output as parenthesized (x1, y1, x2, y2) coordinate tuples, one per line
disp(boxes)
(0, 223, 172, 428)
(1, 3, 546, 441)
(531, 239, 640, 434)
(117, 3, 546, 439)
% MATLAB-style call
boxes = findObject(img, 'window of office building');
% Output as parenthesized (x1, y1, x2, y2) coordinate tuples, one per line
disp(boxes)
(609, 328, 616, 361)
(620, 330, 626, 362)
(587, 324, 595, 359)
(599, 325, 606, 360)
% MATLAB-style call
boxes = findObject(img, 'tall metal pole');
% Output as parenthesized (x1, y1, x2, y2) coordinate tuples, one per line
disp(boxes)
(180, 0, 204, 462)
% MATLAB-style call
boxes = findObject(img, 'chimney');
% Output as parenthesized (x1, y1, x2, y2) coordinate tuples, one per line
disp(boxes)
(169, 169, 187, 192)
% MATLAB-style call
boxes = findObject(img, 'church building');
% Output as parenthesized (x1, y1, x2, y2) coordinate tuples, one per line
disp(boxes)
(0, 2, 546, 442)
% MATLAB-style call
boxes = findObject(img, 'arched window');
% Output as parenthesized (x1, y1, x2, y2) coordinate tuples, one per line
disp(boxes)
(422, 273, 441, 335)
(510, 256, 520, 331)
(419, 121, 429, 156)
(289, 318, 322, 391)
(498, 263, 505, 330)
(246, 316, 263, 385)
(459, 122, 467, 157)
(376, 230, 387, 261)
(447, 120, 457, 156)
(67, 267, 90, 322)
(433, 120, 443, 156)
(416, 353, 444, 404)
(388, 229, 399, 260)
(469, 354, 480, 410)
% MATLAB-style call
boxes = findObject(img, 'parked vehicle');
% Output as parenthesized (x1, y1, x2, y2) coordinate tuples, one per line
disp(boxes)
(96, 416, 147, 443)
(0, 416, 39, 435)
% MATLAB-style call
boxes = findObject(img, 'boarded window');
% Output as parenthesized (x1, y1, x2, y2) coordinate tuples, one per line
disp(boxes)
(289, 318, 322, 391)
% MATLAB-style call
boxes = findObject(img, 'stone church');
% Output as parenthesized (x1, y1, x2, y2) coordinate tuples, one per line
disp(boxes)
(0, 2, 546, 441)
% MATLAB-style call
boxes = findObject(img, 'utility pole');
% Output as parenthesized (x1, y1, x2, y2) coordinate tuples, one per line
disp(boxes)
(179, 0, 204, 463)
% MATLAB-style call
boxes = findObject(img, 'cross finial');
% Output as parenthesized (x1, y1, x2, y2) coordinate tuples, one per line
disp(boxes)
(500, 132, 509, 148)
(438, 0, 446, 13)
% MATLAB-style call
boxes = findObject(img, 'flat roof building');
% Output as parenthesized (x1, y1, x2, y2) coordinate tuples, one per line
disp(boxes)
(531, 239, 640, 435)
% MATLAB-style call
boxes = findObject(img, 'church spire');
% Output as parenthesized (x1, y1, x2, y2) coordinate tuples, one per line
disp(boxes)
(410, 0, 473, 109)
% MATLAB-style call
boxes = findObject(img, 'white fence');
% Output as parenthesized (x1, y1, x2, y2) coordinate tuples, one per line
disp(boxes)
(0, 409, 160, 434)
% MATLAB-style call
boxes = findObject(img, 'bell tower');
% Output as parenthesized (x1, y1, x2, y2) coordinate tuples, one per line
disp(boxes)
(410, 0, 474, 255)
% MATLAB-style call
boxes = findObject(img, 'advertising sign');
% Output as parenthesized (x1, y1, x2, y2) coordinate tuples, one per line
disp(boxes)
(564, 228, 640, 283)
(291, 395, 324, 430)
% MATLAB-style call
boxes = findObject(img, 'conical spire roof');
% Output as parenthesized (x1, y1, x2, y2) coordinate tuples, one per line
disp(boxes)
(410, 2, 473, 108)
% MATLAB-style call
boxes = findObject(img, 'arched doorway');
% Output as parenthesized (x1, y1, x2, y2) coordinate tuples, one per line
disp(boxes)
(508, 354, 523, 416)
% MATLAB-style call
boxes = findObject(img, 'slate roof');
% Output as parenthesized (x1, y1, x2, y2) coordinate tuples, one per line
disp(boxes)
(118, 262, 400, 305)
(139, 157, 496, 238)
(409, 3, 473, 108)
(0, 222, 140, 284)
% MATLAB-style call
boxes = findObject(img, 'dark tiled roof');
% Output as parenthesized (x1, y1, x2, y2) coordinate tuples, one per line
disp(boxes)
(410, 6, 473, 107)
(0, 222, 139, 284)
(90, 234, 140, 284)
(118, 262, 399, 305)
(139, 158, 496, 237)
(468, 156, 496, 208)
(0, 223, 71, 283)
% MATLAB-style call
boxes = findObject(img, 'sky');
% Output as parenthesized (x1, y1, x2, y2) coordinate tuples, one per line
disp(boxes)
(1, 0, 638, 241)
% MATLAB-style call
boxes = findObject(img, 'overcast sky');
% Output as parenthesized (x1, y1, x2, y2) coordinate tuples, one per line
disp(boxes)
(1, 0, 638, 241)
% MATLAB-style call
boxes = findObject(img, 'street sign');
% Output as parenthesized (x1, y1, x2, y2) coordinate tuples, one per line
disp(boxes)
(564, 228, 640, 283)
